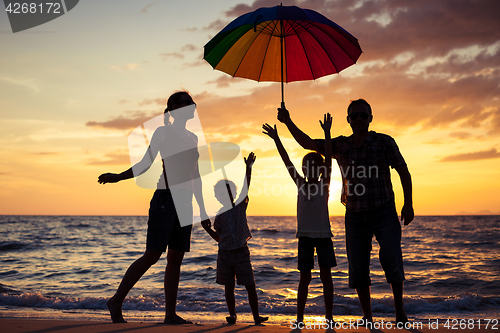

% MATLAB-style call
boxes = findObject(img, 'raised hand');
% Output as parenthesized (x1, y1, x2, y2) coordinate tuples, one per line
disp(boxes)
(319, 113, 332, 132)
(98, 173, 120, 184)
(262, 123, 278, 140)
(277, 106, 290, 123)
(244, 152, 256, 167)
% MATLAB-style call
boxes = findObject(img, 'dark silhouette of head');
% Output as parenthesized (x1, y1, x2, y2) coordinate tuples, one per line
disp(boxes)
(164, 91, 195, 125)
(347, 99, 372, 115)
(214, 179, 237, 207)
(302, 152, 325, 181)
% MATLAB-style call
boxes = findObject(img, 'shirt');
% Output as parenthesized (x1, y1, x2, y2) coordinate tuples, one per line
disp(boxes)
(296, 178, 333, 238)
(131, 124, 199, 191)
(214, 197, 252, 250)
(315, 131, 406, 212)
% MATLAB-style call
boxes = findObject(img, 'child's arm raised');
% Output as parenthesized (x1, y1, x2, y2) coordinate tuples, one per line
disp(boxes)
(319, 113, 333, 185)
(235, 152, 256, 204)
(262, 124, 300, 183)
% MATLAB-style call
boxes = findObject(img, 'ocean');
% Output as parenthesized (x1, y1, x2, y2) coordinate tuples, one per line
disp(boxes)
(0, 215, 499, 325)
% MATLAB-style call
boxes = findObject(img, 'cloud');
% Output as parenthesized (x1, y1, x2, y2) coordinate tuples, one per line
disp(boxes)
(30, 152, 60, 156)
(440, 148, 500, 162)
(86, 111, 160, 131)
(88, 151, 131, 166)
(159, 52, 184, 60)
(181, 44, 198, 52)
(0, 76, 40, 93)
(206, 75, 247, 88)
(203, 19, 229, 32)
(141, 2, 156, 14)
(138, 98, 165, 107)
(215, 0, 500, 62)
(449, 132, 472, 140)
(111, 63, 140, 71)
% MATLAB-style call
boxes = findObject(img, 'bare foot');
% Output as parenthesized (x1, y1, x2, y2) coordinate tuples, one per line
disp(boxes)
(226, 314, 237, 324)
(396, 306, 408, 324)
(254, 316, 269, 325)
(358, 316, 373, 327)
(107, 298, 126, 323)
(163, 314, 193, 325)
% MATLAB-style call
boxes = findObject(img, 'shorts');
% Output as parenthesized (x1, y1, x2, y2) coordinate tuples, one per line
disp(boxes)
(146, 189, 192, 253)
(345, 201, 405, 288)
(216, 245, 255, 286)
(297, 237, 337, 271)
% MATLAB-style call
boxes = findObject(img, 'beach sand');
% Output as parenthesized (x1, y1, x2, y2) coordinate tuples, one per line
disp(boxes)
(1, 318, 497, 332)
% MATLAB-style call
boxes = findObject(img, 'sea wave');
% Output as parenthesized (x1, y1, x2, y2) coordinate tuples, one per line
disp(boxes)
(1, 291, 498, 316)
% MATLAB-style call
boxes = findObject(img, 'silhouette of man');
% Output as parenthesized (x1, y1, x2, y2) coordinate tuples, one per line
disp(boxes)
(278, 99, 414, 324)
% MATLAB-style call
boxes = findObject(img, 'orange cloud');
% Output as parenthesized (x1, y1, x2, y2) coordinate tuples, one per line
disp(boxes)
(86, 111, 160, 131)
(88, 150, 131, 166)
(440, 148, 500, 162)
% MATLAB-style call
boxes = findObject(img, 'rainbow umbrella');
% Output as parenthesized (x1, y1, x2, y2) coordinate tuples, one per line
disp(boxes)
(204, 4, 362, 107)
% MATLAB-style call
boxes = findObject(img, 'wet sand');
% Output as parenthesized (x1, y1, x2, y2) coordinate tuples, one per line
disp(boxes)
(1, 318, 497, 332)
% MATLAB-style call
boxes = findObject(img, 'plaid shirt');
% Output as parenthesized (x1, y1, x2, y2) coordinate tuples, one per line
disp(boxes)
(315, 131, 406, 212)
(214, 196, 252, 250)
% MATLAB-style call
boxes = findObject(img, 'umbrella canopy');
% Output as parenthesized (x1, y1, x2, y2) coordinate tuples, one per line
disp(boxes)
(204, 5, 362, 104)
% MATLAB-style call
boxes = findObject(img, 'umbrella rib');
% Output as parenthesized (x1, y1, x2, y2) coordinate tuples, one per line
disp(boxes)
(257, 20, 278, 82)
(303, 21, 340, 76)
(231, 22, 268, 80)
(289, 21, 315, 80)
(312, 21, 358, 67)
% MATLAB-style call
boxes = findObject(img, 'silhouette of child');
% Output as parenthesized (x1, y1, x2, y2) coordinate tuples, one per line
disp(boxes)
(263, 114, 336, 324)
(202, 152, 268, 325)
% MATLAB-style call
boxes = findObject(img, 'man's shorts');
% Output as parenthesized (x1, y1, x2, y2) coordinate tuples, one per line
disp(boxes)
(216, 245, 255, 286)
(344, 201, 405, 288)
(297, 237, 337, 271)
(146, 189, 192, 253)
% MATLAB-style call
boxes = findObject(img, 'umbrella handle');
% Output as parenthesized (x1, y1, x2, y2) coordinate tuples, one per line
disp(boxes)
(281, 101, 286, 109)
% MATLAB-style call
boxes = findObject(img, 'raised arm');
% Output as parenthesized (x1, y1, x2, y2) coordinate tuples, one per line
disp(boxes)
(277, 106, 318, 151)
(262, 123, 300, 183)
(319, 113, 333, 184)
(235, 152, 256, 204)
(395, 165, 414, 225)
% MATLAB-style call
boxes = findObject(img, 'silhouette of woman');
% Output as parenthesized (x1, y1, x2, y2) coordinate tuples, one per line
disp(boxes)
(98, 91, 209, 324)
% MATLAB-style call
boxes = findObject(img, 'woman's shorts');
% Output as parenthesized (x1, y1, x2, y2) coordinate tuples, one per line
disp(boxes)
(297, 237, 337, 271)
(146, 189, 193, 253)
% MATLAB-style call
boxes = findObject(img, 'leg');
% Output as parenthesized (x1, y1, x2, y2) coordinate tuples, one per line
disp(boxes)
(108, 249, 162, 323)
(356, 286, 373, 322)
(225, 283, 236, 322)
(319, 267, 334, 321)
(245, 284, 268, 325)
(297, 270, 312, 323)
(316, 238, 337, 322)
(345, 211, 373, 320)
(391, 282, 408, 323)
(372, 203, 406, 322)
(164, 248, 191, 324)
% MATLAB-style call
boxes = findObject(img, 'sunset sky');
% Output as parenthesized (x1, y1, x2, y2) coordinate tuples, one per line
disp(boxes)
(1, 0, 499, 216)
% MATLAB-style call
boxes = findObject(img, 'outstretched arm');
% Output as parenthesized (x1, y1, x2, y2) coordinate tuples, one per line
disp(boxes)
(277, 106, 318, 150)
(262, 124, 300, 183)
(98, 128, 165, 185)
(319, 113, 333, 184)
(395, 165, 414, 225)
(98, 145, 156, 184)
(235, 152, 256, 204)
